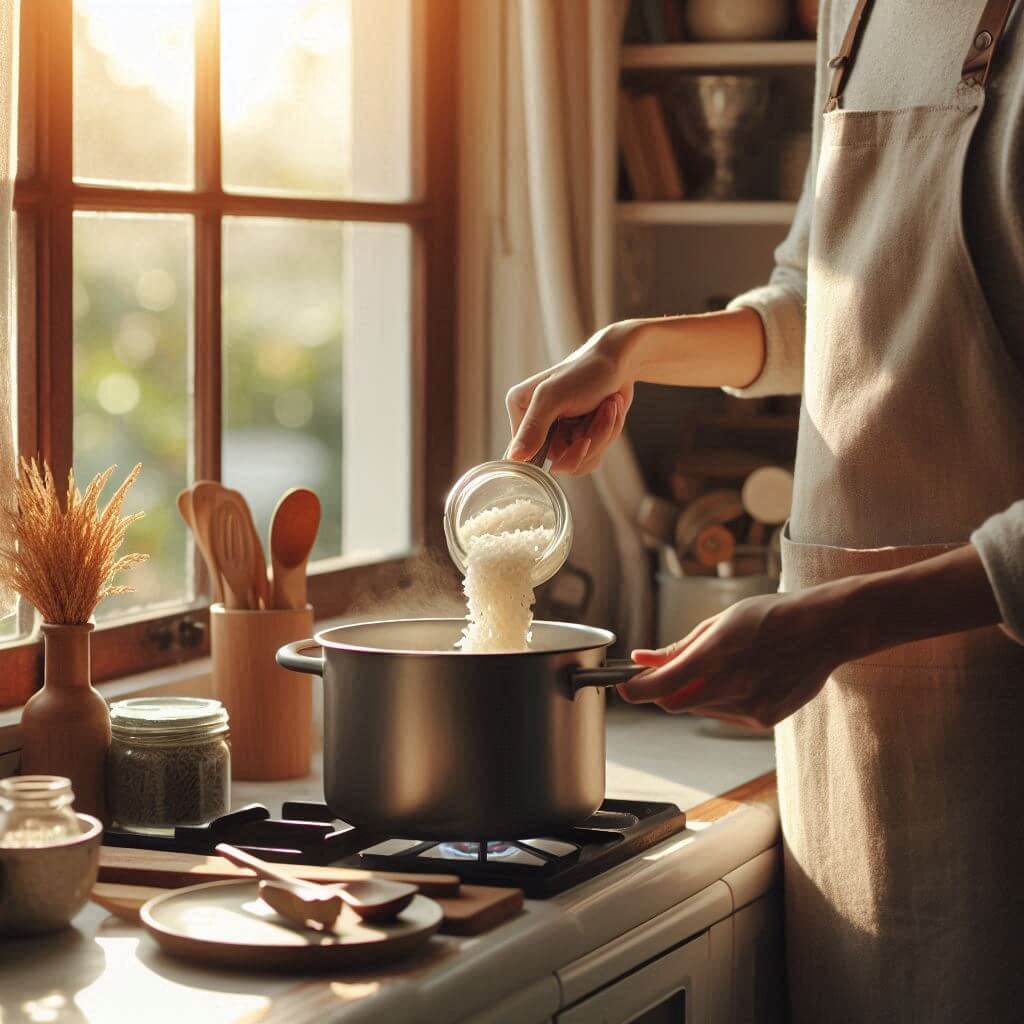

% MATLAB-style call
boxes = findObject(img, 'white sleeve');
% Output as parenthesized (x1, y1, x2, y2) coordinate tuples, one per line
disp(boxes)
(972, 502, 1024, 645)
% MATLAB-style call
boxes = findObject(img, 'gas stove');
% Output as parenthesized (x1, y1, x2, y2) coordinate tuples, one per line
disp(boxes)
(103, 798, 687, 897)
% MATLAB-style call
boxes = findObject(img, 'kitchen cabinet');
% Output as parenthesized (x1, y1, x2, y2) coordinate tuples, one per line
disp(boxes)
(557, 930, 710, 1023)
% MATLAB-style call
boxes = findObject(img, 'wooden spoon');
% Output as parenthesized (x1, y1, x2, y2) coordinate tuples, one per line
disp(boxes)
(215, 843, 417, 923)
(269, 488, 321, 610)
(190, 481, 227, 605)
(178, 483, 224, 604)
(209, 495, 256, 609)
(257, 880, 343, 930)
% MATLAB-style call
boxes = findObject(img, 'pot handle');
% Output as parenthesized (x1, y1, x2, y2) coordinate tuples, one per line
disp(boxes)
(572, 659, 649, 693)
(276, 640, 324, 677)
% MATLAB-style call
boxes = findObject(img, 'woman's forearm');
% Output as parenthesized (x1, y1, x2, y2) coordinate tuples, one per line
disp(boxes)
(601, 308, 766, 390)
(822, 544, 1002, 661)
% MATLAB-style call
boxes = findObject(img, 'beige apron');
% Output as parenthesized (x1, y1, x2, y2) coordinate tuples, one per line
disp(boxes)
(778, 0, 1024, 1020)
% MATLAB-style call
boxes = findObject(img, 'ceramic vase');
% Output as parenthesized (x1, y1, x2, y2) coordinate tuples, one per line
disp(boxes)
(685, 0, 790, 42)
(19, 624, 111, 824)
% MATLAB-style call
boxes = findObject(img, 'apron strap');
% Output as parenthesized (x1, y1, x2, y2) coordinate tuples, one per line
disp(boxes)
(824, 0, 874, 113)
(962, 0, 1019, 86)
(825, 0, 1019, 112)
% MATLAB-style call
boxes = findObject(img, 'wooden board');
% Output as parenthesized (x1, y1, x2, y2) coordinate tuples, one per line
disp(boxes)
(92, 879, 523, 936)
(436, 883, 524, 936)
(98, 847, 461, 897)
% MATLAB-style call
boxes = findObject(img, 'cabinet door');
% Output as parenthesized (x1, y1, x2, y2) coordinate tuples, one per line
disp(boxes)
(557, 931, 708, 1024)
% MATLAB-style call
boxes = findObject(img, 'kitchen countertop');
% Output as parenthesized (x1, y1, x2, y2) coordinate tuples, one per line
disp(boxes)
(0, 708, 778, 1024)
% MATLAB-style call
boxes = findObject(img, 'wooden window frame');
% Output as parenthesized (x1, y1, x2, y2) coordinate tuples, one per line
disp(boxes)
(1, 0, 457, 708)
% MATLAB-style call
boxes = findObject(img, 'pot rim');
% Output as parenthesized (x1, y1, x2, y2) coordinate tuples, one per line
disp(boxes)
(313, 617, 616, 657)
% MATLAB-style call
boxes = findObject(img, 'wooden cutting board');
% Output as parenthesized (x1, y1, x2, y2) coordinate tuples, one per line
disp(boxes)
(92, 880, 523, 936)
(98, 847, 461, 897)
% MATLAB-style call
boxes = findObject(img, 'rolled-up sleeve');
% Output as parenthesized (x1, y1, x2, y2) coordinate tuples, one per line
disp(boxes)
(972, 502, 1024, 645)
(723, 149, 815, 399)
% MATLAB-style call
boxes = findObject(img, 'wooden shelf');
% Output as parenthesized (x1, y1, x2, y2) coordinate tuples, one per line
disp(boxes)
(617, 201, 797, 227)
(621, 41, 816, 71)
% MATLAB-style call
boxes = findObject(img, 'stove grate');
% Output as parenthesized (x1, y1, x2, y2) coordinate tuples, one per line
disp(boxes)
(102, 798, 687, 897)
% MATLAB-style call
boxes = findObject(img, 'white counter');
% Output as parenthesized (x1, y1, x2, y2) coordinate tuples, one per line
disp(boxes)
(0, 709, 778, 1024)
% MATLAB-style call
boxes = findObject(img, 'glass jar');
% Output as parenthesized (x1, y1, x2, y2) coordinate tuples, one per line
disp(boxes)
(0, 776, 81, 848)
(443, 459, 573, 587)
(108, 697, 230, 835)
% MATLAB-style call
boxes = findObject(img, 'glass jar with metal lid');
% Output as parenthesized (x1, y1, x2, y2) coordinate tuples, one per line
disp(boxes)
(444, 457, 573, 588)
(108, 697, 230, 834)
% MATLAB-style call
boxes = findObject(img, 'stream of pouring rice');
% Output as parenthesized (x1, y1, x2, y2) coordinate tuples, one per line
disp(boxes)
(457, 498, 555, 652)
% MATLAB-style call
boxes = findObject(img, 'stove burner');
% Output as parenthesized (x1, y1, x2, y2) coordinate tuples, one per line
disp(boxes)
(102, 798, 687, 898)
(439, 841, 519, 860)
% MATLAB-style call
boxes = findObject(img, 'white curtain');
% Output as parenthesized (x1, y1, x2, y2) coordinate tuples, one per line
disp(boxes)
(457, 0, 652, 648)
(0, 0, 16, 618)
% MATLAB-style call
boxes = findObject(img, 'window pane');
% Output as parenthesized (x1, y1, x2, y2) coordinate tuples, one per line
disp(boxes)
(223, 218, 411, 563)
(221, 0, 413, 199)
(73, 0, 194, 187)
(73, 213, 193, 619)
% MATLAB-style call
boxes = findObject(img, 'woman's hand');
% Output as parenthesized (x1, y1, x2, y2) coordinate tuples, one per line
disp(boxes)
(617, 588, 853, 728)
(505, 308, 767, 476)
(506, 323, 636, 475)
(617, 544, 1004, 728)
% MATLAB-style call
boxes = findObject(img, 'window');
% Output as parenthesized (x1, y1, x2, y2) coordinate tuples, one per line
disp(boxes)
(1, 0, 456, 707)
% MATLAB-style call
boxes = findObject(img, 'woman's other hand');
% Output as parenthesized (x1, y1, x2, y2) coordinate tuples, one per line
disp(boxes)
(617, 588, 852, 729)
(616, 544, 1003, 727)
(505, 323, 635, 475)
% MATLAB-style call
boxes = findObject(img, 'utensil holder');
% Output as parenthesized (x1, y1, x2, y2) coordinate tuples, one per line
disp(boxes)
(211, 603, 314, 780)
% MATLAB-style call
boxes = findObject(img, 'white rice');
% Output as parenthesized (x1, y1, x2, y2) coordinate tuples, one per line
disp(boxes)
(457, 498, 554, 653)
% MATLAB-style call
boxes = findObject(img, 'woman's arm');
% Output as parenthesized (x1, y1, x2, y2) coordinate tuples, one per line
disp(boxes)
(616, 308, 766, 390)
(506, 308, 765, 472)
(618, 543, 1003, 727)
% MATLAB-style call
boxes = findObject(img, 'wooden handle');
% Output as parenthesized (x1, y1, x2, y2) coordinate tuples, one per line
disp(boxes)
(97, 846, 462, 896)
(215, 842, 301, 887)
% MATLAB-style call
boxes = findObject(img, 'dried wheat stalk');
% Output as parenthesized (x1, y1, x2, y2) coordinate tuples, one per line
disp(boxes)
(0, 457, 149, 625)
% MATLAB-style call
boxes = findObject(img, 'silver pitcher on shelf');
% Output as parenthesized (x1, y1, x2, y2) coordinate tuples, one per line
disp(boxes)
(683, 75, 770, 200)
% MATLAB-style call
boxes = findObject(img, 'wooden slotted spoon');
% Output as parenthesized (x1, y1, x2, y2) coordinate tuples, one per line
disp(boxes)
(209, 495, 256, 609)
(225, 487, 271, 610)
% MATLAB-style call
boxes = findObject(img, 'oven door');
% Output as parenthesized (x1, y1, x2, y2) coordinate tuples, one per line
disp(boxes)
(556, 930, 709, 1024)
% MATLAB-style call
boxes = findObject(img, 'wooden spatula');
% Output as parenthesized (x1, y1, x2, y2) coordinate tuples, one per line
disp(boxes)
(190, 481, 227, 605)
(210, 495, 256, 609)
(178, 482, 224, 604)
(269, 488, 321, 610)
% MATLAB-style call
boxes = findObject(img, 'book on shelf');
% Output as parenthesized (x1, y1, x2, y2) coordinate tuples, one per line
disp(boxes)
(618, 89, 685, 201)
(634, 92, 685, 200)
(618, 89, 657, 200)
